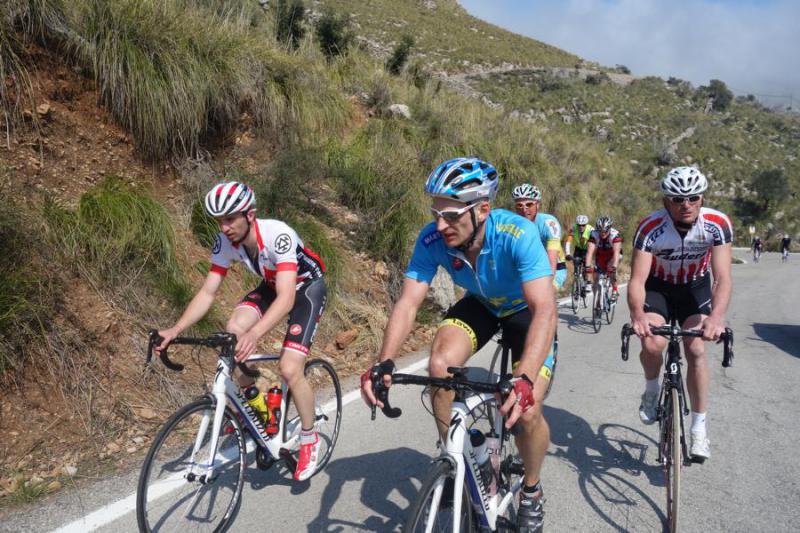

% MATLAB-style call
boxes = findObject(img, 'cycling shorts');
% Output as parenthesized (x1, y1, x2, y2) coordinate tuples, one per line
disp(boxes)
(237, 277, 327, 355)
(595, 249, 616, 272)
(643, 274, 711, 326)
(439, 296, 556, 381)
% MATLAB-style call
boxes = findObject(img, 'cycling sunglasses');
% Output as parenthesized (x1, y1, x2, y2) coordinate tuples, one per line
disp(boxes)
(430, 203, 476, 223)
(669, 195, 702, 204)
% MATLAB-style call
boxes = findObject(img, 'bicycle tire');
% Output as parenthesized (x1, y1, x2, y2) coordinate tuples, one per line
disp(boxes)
(283, 358, 342, 477)
(571, 277, 580, 313)
(605, 281, 616, 325)
(592, 287, 602, 333)
(668, 392, 681, 533)
(136, 397, 246, 533)
(404, 460, 473, 533)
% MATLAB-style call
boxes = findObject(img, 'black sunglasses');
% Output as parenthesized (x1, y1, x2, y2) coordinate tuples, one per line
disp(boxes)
(669, 195, 702, 205)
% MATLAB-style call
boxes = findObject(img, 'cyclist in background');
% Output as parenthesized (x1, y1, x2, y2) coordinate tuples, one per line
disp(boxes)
(512, 183, 568, 290)
(565, 215, 594, 295)
(584, 216, 623, 301)
(751, 236, 763, 263)
(155, 181, 327, 481)
(628, 167, 732, 461)
(361, 158, 557, 533)
(781, 234, 791, 261)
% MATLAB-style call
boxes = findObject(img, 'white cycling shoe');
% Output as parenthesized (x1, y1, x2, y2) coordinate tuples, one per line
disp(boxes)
(690, 431, 711, 462)
(638, 392, 659, 425)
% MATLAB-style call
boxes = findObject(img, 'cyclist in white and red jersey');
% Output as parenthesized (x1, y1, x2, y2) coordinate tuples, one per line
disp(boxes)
(584, 216, 623, 300)
(155, 181, 327, 481)
(628, 167, 733, 461)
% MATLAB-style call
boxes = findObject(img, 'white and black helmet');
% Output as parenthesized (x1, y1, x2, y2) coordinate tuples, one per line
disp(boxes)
(512, 183, 541, 201)
(204, 182, 256, 217)
(597, 216, 613, 231)
(576, 214, 589, 225)
(661, 167, 708, 197)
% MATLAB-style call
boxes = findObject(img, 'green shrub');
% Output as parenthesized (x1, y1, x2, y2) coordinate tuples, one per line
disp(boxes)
(386, 33, 414, 75)
(274, 0, 305, 49)
(315, 7, 353, 60)
(190, 199, 218, 248)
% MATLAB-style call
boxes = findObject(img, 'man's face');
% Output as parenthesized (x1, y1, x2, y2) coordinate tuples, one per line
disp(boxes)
(514, 199, 539, 221)
(664, 194, 703, 225)
(217, 211, 254, 242)
(431, 197, 486, 248)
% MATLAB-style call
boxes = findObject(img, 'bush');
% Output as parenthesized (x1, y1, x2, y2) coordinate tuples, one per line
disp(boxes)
(274, 0, 305, 49)
(705, 79, 733, 111)
(386, 33, 414, 75)
(615, 64, 631, 74)
(315, 7, 353, 60)
(585, 72, 611, 85)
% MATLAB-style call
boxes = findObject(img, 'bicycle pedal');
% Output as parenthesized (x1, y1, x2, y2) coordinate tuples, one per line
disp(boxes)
(690, 455, 706, 465)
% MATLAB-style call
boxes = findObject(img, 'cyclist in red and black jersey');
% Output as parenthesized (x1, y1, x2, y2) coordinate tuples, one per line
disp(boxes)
(628, 167, 733, 461)
(155, 182, 327, 481)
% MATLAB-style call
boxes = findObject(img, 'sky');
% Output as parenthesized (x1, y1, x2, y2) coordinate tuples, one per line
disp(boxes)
(458, 0, 799, 108)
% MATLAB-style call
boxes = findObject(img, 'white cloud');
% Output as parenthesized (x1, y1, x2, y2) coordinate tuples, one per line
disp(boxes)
(459, 0, 800, 104)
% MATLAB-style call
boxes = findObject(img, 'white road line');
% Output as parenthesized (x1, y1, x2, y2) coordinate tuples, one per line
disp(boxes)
(53, 284, 626, 532)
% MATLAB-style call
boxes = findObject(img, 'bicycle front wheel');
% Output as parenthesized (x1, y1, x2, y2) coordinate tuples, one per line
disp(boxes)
(136, 397, 246, 533)
(663, 392, 682, 533)
(605, 288, 616, 325)
(592, 291, 603, 333)
(283, 358, 342, 477)
(404, 460, 473, 533)
(571, 277, 580, 313)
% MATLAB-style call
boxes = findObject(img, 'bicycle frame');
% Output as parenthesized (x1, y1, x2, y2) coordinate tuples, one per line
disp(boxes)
(657, 337, 690, 467)
(426, 390, 521, 531)
(186, 354, 302, 484)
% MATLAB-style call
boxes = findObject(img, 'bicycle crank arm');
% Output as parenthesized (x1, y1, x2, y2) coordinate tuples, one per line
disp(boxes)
(279, 448, 298, 472)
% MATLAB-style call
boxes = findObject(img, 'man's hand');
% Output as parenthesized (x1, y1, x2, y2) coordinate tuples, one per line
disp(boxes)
(360, 360, 394, 408)
(630, 312, 653, 338)
(156, 326, 181, 354)
(701, 315, 726, 341)
(499, 375, 535, 429)
(235, 330, 262, 362)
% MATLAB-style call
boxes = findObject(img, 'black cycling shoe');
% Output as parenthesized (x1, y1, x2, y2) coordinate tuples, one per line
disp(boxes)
(517, 490, 545, 533)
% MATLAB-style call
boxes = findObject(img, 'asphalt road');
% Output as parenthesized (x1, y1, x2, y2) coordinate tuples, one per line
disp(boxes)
(3, 250, 799, 532)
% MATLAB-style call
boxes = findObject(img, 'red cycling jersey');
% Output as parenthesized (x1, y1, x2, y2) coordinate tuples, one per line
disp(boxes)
(633, 207, 732, 284)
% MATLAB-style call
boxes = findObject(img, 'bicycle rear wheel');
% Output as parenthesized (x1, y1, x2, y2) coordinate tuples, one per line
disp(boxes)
(605, 285, 616, 325)
(571, 276, 580, 313)
(283, 358, 342, 477)
(662, 392, 682, 533)
(404, 460, 473, 533)
(136, 397, 246, 533)
(592, 289, 602, 333)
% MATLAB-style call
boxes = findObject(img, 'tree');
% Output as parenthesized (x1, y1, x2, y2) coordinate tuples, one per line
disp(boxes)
(707, 79, 733, 111)
(386, 34, 414, 75)
(750, 168, 790, 212)
(275, 0, 306, 49)
(315, 7, 353, 60)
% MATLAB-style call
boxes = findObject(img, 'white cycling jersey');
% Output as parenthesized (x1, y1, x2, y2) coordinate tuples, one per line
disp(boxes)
(633, 207, 732, 284)
(209, 219, 325, 288)
(589, 228, 623, 250)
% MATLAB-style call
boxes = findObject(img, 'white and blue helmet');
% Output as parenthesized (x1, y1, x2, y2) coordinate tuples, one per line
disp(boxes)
(425, 158, 499, 204)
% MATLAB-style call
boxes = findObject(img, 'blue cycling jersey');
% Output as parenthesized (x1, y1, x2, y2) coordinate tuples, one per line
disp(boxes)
(405, 209, 553, 317)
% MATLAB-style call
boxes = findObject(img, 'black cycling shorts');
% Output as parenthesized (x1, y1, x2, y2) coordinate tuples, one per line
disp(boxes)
(237, 278, 327, 355)
(439, 296, 556, 380)
(644, 274, 711, 326)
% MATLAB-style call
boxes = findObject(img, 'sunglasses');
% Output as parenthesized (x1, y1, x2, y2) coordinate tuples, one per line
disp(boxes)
(430, 203, 476, 223)
(669, 195, 702, 205)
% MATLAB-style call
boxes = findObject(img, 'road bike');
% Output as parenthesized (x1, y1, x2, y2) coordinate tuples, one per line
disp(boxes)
(620, 323, 733, 533)
(370, 364, 524, 532)
(488, 332, 557, 403)
(571, 260, 588, 313)
(591, 270, 616, 333)
(136, 331, 342, 532)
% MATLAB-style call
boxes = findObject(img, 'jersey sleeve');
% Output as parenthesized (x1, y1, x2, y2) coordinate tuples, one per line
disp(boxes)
(588, 230, 598, 244)
(210, 233, 233, 276)
(633, 215, 661, 253)
(612, 229, 623, 243)
(512, 222, 552, 283)
(543, 217, 562, 249)
(269, 222, 300, 271)
(703, 210, 734, 246)
(405, 226, 441, 285)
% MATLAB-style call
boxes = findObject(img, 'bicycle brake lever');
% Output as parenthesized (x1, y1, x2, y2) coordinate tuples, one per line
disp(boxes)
(146, 330, 160, 364)
(722, 327, 734, 367)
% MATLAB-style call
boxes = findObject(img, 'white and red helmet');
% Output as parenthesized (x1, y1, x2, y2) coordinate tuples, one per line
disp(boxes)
(661, 167, 708, 196)
(204, 182, 255, 217)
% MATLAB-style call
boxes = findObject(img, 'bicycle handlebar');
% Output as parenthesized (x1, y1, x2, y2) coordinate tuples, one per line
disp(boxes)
(620, 324, 734, 367)
(369, 363, 514, 421)
(146, 330, 260, 377)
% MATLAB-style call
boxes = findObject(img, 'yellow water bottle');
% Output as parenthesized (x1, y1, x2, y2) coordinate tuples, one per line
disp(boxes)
(244, 385, 270, 424)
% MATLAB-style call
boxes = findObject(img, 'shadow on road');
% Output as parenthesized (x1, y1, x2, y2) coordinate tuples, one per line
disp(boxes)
(559, 310, 597, 334)
(752, 323, 800, 358)
(546, 405, 666, 531)
(305, 447, 430, 532)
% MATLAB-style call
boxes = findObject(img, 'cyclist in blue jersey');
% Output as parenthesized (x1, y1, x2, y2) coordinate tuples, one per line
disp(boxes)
(361, 158, 557, 533)
(511, 183, 568, 289)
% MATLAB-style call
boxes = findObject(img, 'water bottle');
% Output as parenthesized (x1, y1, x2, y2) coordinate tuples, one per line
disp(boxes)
(484, 431, 502, 481)
(244, 385, 269, 424)
(468, 429, 497, 497)
(266, 384, 282, 435)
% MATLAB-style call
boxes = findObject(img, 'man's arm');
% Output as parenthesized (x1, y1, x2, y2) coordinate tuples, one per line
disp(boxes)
(157, 272, 224, 350)
(612, 241, 623, 268)
(584, 242, 596, 271)
(627, 248, 654, 337)
(704, 243, 733, 340)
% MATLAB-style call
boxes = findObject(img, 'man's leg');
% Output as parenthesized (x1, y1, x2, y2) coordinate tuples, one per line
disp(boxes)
(638, 312, 667, 424)
(429, 325, 474, 441)
(516, 369, 550, 489)
(226, 306, 262, 388)
(280, 348, 315, 429)
(681, 313, 712, 459)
